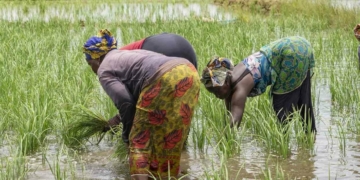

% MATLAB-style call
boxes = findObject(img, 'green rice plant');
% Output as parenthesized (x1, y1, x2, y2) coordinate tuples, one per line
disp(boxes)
(260, 157, 287, 180)
(329, 57, 360, 112)
(0, 155, 27, 180)
(335, 118, 348, 156)
(290, 110, 316, 150)
(0, 135, 28, 180)
(196, 85, 246, 157)
(353, 100, 360, 134)
(194, 89, 229, 151)
(243, 95, 291, 158)
(211, 123, 243, 159)
(9, 90, 54, 156)
(203, 155, 242, 180)
(14, 98, 54, 155)
(44, 143, 79, 180)
(45, 150, 67, 180)
(191, 107, 209, 151)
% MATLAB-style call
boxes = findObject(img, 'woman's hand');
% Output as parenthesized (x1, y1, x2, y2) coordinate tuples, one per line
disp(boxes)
(103, 114, 121, 132)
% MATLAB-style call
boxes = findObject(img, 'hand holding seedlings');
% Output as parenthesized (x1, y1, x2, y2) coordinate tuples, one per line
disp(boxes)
(103, 114, 121, 133)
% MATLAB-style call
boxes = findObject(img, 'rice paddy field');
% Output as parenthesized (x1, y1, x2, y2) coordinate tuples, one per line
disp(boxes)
(0, 0, 360, 179)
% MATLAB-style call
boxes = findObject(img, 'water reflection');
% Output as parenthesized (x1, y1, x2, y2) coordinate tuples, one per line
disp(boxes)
(224, 138, 316, 179)
(0, 3, 233, 22)
(332, 0, 360, 9)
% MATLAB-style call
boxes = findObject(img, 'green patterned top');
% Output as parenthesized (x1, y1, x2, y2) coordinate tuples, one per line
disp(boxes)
(260, 36, 315, 94)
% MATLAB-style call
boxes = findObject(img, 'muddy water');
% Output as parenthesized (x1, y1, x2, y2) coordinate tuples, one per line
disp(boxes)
(2, 1, 360, 180)
(25, 140, 216, 180)
(23, 83, 360, 179)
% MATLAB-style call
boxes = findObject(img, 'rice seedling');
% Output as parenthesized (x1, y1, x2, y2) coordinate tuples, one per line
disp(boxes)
(0, 135, 28, 180)
(191, 106, 209, 151)
(40, 143, 83, 180)
(291, 110, 316, 150)
(241, 96, 292, 158)
(335, 118, 348, 156)
(62, 105, 115, 148)
(0, 154, 27, 180)
(196, 89, 243, 155)
(203, 154, 241, 180)
(261, 157, 287, 180)
(45, 144, 68, 180)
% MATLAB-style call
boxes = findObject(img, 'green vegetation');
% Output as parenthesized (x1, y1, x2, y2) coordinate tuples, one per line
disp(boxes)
(0, 0, 359, 179)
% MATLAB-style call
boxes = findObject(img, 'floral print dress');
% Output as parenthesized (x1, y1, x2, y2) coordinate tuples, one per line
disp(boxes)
(242, 51, 272, 97)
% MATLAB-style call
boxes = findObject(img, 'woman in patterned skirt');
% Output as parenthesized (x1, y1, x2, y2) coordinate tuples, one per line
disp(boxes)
(83, 29, 200, 179)
(105, 32, 199, 132)
(200, 36, 316, 133)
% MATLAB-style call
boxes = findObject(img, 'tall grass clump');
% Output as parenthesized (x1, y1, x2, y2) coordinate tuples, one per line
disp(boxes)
(197, 87, 245, 157)
(241, 93, 291, 158)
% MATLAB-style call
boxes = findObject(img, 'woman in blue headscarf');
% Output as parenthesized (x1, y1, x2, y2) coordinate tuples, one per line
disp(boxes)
(83, 29, 200, 179)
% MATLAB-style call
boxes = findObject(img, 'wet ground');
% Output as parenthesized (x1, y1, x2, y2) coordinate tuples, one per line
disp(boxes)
(23, 83, 360, 180)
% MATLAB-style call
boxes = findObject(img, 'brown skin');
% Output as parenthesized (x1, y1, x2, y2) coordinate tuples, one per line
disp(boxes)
(87, 58, 101, 74)
(206, 63, 255, 128)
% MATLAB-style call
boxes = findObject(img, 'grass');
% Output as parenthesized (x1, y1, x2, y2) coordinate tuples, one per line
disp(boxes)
(0, 0, 359, 179)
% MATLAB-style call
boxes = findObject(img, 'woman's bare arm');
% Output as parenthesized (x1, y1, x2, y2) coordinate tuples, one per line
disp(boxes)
(229, 74, 254, 128)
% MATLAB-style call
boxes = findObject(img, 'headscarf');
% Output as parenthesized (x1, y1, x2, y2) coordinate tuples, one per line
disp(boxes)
(201, 57, 234, 87)
(83, 29, 117, 61)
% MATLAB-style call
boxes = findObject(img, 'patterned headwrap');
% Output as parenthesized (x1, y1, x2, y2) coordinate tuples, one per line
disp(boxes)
(201, 57, 234, 87)
(83, 29, 117, 61)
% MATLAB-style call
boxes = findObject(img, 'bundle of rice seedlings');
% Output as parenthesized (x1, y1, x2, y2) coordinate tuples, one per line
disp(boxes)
(64, 105, 118, 148)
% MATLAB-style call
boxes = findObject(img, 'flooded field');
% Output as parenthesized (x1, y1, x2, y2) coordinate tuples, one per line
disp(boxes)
(0, 3, 233, 22)
(332, 0, 360, 8)
(1, 1, 360, 180)
(21, 83, 359, 180)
